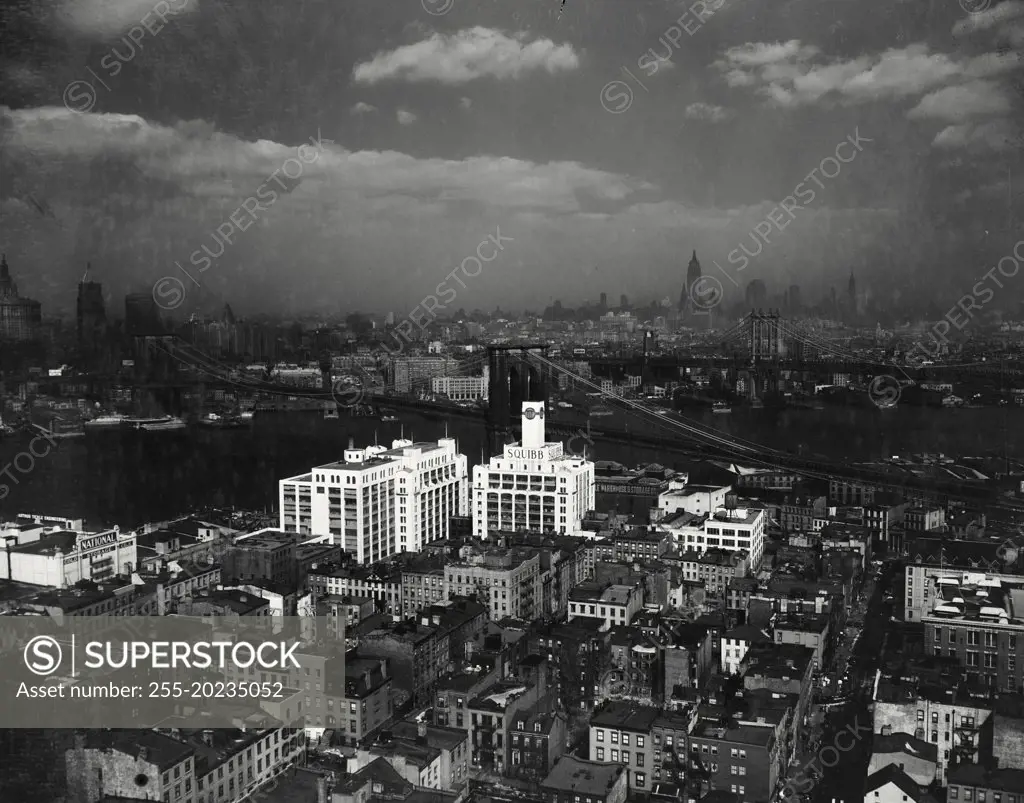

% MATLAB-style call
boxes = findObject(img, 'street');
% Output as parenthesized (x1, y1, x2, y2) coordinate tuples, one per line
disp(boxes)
(811, 562, 898, 803)
(776, 561, 896, 803)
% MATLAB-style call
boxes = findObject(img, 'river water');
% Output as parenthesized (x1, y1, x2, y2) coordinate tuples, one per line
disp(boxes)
(0, 404, 1021, 528)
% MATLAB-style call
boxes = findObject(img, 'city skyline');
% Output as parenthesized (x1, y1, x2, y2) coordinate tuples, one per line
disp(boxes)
(0, 0, 1022, 318)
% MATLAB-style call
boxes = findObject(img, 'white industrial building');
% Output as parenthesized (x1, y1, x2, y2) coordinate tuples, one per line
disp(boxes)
(0, 518, 138, 587)
(279, 437, 468, 562)
(658, 504, 766, 571)
(471, 402, 595, 537)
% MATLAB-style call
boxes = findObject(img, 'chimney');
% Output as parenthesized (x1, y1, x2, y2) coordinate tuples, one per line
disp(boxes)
(317, 775, 329, 803)
(348, 436, 355, 450)
(417, 719, 427, 739)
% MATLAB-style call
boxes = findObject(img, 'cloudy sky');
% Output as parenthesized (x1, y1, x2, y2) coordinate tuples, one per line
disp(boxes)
(0, 0, 1022, 318)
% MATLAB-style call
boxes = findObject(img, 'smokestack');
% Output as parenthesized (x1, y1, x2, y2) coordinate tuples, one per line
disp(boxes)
(317, 774, 329, 803)
(348, 436, 355, 450)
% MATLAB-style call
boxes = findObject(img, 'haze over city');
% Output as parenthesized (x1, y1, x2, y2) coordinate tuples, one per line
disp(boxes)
(1, 0, 1022, 318)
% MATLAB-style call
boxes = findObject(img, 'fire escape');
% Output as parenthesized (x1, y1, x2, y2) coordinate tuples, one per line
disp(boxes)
(951, 717, 980, 765)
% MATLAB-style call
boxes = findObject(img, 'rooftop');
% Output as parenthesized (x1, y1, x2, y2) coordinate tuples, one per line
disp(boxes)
(926, 576, 1023, 625)
(542, 756, 626, 796)
(864, 765, 925, 802)
(690, 719, 775, 748)
(85, 729, 193, 770)
(872, 732, 938, 763)
(591, 701, 661, 732)
(948, 763, 1024, 793)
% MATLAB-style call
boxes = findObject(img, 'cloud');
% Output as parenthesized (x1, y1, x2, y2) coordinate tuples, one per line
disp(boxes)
(54, 0, 200, 37)
(907, 80, 1012, 122)
(715, 41, 1018, 109)
(352, 27, 580, 85)
(933, 119, 1022, 152)
(396, 109, 418, 126)
(0, 105, 955, 316)
(684, 103, 732, 122)
(350, 102, 377, 115)
(952, 0, 1024, 37)
(722, 40, 820, 68)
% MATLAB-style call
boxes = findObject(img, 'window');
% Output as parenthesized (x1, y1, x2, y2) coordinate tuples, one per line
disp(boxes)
(596, 730, 604, 742)
(622, 734, 630, 746)
(636, 773, 646, 788)
(611, 732, 619, 744)
(637, 736, 645, 748)
(951, 790, 959, 800)
(596, 748, 604, 760)
(611, 750, 619, 762)
(637, 755, 644, 768)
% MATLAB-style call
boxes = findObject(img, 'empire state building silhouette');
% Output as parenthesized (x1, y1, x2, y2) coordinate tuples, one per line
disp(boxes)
(679, 250, 703, 313)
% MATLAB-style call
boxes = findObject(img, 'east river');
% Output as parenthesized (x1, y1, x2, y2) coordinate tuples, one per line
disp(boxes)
(1, 403, 1022, 527)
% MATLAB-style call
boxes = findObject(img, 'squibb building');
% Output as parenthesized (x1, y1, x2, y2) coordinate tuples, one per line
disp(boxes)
(472, 402, 595, 537)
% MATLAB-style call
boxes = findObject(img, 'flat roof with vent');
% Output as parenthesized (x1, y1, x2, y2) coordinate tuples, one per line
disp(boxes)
(541, 756, 625, 795)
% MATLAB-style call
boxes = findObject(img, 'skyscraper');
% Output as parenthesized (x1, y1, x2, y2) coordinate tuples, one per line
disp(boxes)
(620, 294, 629, 309)
(0, 255, 42, 341)
(679, 250, 702, 311)
(77, 264, 107, 351)
(745, 279, 767, 310)
(599, 292, 608, 310)
(788, 284, 802, 314)
(124, 292, 164, 336)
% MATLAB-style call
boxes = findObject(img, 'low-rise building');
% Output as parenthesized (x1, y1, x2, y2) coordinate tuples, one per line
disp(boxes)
(867, 732, 938, 786)
(922, 573, 1024, 693)
(772, 614, 830, 671)
(541, 756, 628, 803)
(467, 681, 542, 774)
(508, 701, 568, 781)
(679, 549, 750, 597)
(721, 625, 772, 676)
(400, 554, 447, 617)
(568, 581, 644, 631)
(874, 670, 993, 784)
(445, 544, 542, 621)
(688, 718, 782, 803)
(947, 764, 1024, 803)
(863, 765, 933, 803)
(588, 701, 693, 795)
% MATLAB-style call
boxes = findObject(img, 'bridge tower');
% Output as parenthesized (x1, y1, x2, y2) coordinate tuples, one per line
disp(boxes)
(486, 345, 549, 457)
(748, 310, 785, 398)
(640, 330, 654, 387)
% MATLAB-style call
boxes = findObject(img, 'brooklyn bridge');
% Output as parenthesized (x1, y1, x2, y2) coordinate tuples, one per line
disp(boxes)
(44, 321, 1024, 519)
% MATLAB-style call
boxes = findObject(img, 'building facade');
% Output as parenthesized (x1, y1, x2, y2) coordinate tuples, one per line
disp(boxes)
(472, 403, 595, 537)
(280, 437, 467, 561)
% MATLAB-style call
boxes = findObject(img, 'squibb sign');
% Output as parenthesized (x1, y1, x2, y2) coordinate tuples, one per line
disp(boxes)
(507, 448, 546, 460)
